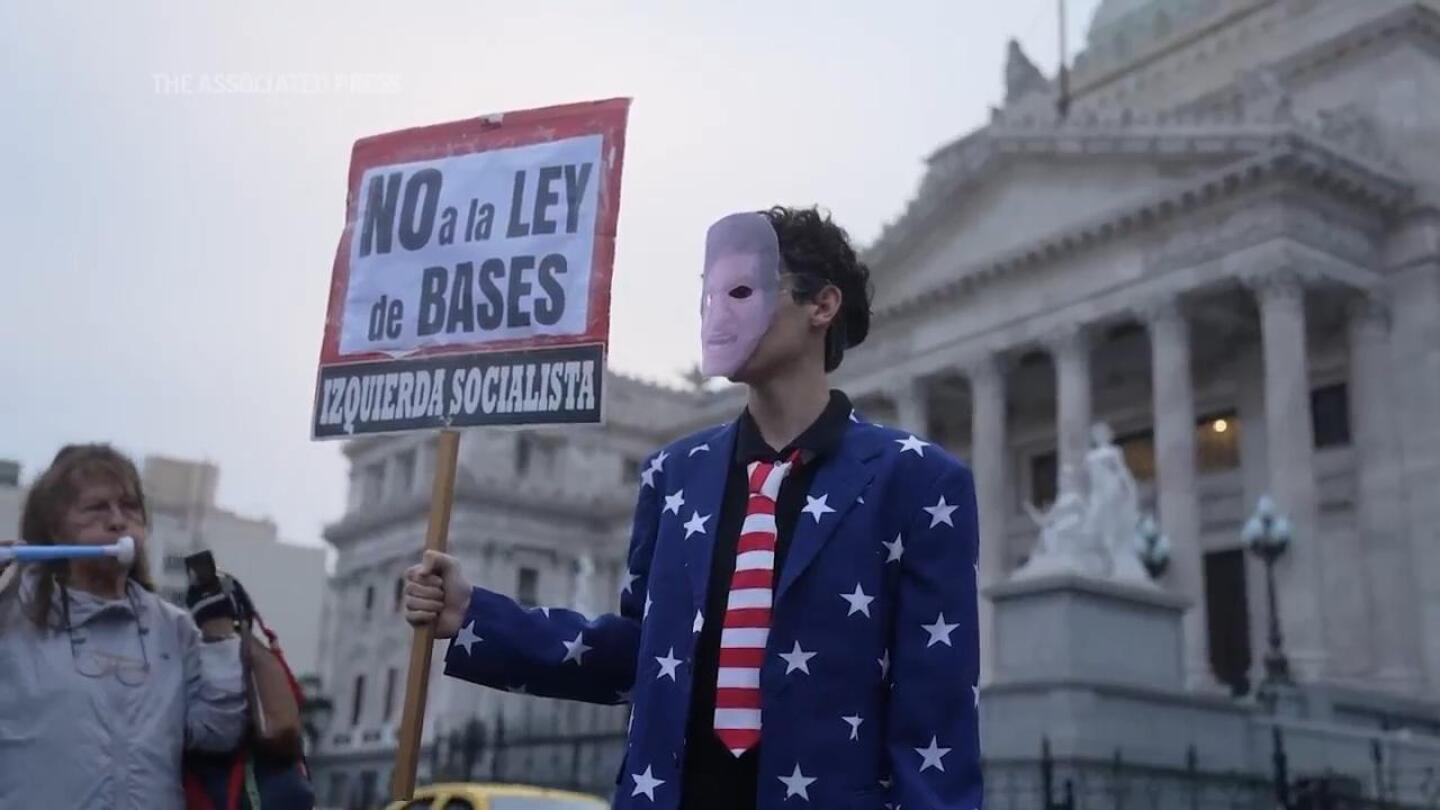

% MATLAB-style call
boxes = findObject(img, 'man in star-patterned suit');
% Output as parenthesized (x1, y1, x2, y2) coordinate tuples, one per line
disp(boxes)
(405, 207, 982, 809)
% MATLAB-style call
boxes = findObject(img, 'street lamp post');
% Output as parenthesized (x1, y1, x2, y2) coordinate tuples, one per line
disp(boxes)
(1134, 512, 1171, 580)
(1243, 495, 1293, 697)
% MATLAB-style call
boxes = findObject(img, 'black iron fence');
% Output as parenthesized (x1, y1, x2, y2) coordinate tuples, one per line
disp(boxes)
(983, 735, 1440, 810)
(428, 718, 626, 798)
(403, 724, 1440, 810)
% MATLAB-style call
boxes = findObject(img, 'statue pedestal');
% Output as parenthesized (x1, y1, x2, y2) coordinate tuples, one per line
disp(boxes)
(987, 571, 1189, 691)
(979, 572, 1257, 769)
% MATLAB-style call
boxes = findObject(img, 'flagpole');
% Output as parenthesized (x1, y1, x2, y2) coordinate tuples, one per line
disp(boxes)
(1058, 0, 1072, 120)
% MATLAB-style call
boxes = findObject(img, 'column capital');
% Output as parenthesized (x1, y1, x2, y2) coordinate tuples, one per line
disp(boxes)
(1131, 293, 1190, 329)
(960, 353, 1005, 388)
(1040, 322, 1093, 356)
(1241, 266, 1316, 303)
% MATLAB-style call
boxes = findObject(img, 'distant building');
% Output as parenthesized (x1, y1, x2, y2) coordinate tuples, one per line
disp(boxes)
(142, 455, 329, 676)
(0, 460, 25, 541)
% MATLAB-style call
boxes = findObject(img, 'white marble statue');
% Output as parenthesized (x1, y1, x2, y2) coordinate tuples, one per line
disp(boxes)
(1014, 421, 1153, 583)
(1083, 423, 1152, 582)
(1019, 463, 1100, 577)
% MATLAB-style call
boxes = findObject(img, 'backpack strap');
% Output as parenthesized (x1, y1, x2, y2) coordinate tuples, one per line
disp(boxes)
(252, 609, 312, 778)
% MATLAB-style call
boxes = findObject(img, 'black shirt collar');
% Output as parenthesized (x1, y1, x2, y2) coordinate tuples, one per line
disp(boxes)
(734, 390, 853, 466)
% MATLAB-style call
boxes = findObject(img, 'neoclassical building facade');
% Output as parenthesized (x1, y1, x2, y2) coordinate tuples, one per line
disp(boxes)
(313, 0, 1440, 804)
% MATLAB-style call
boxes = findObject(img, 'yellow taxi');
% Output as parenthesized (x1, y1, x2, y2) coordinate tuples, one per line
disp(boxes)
(386, 782, 608, 810)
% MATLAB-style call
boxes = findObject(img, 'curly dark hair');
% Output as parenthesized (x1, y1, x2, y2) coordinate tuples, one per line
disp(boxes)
(761, 206, 873, 372)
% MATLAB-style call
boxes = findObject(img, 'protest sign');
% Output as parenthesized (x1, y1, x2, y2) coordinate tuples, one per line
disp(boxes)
(307, 99, 630, 803)
(312, 98, 629, 438)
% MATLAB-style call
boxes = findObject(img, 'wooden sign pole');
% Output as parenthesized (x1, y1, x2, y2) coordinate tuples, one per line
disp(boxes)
(391, 429, 462, 802)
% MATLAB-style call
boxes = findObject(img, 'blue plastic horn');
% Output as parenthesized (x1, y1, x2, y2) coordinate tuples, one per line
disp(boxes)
(0, 536, 136, 567)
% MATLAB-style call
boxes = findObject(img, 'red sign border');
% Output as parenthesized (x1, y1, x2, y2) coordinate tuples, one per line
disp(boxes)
(315, 98, 631, 369)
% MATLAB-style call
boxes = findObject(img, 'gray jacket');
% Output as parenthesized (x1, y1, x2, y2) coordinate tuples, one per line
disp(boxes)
(0, 569, 247, 810)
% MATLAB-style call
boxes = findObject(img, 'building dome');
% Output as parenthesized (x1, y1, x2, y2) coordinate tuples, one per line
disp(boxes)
(1085, 0, 1220, 57)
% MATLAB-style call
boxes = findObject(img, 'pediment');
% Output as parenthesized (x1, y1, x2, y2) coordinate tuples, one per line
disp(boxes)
(869, 128, 1260, 310)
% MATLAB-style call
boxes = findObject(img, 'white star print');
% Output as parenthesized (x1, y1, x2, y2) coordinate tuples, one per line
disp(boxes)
(843, 714, 864, 740)
(878, 649, 891, 680)
(780, 641, 816, 675)
(849, 409, 860, 423)
(922, 613, 960, 647)
(693, 610, 704, 633)
(663, 489, 685, 516)
(882, 534, 905, 563)
(896, 435, 930, 456)
(840, 583, 874, 617)
(621, 571, 639, 594)
(640, 451, 669, 489)
(916, 736, 951, 772)
(924, 495, 958, 528)
(683, 511, 711, 539)
(655, 648, 682, 681)
(631, 765, 665, 801)
(801, 494, 836, 523)
(688, 443, 710, 457)
(644, 593, 653, 618)
(561, 632, 591, 665)
(778, 764, 817, 801)
(858, 496, 865, 504)
(539, 607, 551, 617)
(453, 621, 481, 655)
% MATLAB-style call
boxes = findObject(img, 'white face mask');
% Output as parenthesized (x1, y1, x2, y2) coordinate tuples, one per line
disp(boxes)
(699, 212, 781, 379)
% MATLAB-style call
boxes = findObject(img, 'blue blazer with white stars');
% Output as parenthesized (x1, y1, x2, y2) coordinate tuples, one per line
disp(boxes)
(444, 411, 982, 810)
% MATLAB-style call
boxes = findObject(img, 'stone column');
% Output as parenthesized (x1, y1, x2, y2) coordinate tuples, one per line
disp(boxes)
(893, 375, 931, 437)
(967, 355, 1007, 686)
(1141, 297, 1213, 690)
(1046, 326, 1093, 478)
(1348, 295, 1423, 691)
(1248, 269, 1327, 679)
(1234, 346, 1273, 691)
(1388, 256, 1440, 692)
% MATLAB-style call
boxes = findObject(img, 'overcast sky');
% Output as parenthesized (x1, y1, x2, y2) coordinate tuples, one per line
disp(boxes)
(0, 1, 1104, 548)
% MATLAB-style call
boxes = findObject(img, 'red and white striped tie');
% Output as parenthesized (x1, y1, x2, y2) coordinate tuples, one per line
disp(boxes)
(713, 453, 798, 756)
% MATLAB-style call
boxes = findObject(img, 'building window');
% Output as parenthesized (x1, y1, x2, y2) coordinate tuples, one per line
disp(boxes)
(395, 449, 417, 495)
(1116, 429, 1155, 483)
(162, 554, 187, 574)
(327, 773, 349, 807)
(358, 771, 378, 810)
(515, 434, 533, 476)
(350, 675, 366, 727)
(517, 567, 539, 608)
(394, 577, 405, 613)
(1203, 549, 1253, 697)
(1196, 411, 1241, 472)
(1029, 451, 1058, 509)
(362, 462, 385, 504)
(1311, 383, 1351, 449)
(383, 667, 398, 723)
(364, 584, 376, 618)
